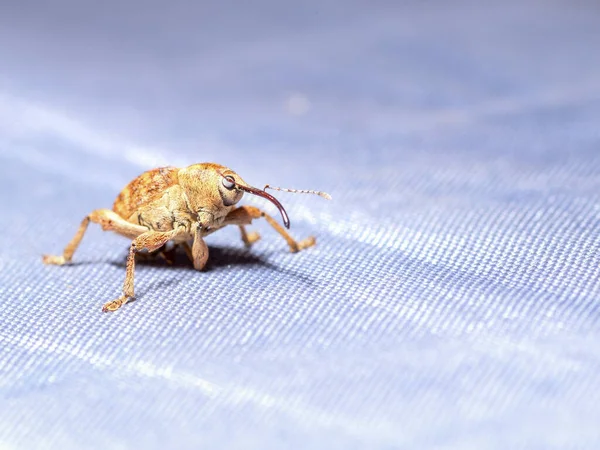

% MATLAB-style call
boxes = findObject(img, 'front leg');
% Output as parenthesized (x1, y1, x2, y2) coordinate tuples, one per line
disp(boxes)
(223, 206, 315, 253)
(191, 225, 209, 270)
(102, 226, 186, 312)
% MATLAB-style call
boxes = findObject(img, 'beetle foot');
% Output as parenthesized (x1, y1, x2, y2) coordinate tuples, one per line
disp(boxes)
(102, 296, 129, 313)
(290, 236, 316, 253)
(42, 254, 67, 265)
(244, 231, 261, 247)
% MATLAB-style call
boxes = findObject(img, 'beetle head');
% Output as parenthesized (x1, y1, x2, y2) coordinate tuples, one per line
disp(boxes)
(216, 167, 246, 207)
(216, 167, 291, 229)
(179, 163, 291, 228)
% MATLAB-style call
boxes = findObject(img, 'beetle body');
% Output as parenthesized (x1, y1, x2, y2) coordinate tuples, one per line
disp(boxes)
(113, 163, 244, 239)
(43, 162, 325, 312)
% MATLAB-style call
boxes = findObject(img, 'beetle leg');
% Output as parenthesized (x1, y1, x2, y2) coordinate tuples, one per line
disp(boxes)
(159, 245, 179, 265)
(102, 226, 187, 312)
(42, 209, 147, 265)
(191, 225, 209, 270)
(223, 206, 315, 253)
(239, 225, 261, 248)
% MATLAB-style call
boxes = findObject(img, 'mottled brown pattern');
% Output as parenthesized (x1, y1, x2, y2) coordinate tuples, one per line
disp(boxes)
(112, 166, 179, 219)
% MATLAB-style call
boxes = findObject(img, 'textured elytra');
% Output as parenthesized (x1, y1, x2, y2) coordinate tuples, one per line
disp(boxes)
(113, 166, 180, 219)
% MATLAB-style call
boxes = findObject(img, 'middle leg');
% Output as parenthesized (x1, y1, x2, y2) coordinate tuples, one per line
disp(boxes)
(223, 206, 315, 253)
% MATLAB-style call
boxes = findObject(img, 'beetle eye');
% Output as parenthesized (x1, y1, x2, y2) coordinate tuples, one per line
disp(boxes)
(222, 175, 236, 190)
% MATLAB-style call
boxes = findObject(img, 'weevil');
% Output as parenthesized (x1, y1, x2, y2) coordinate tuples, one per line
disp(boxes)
(42, 163, 330, 312)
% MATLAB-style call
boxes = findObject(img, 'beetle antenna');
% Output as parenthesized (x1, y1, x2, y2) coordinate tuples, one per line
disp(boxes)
(263, 185, 332, 200)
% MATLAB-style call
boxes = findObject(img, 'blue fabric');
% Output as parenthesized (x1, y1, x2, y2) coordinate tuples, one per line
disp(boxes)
(1, 1, 600, 448)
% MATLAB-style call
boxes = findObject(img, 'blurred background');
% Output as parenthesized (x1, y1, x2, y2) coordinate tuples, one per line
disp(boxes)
(1, 1, 600, 449)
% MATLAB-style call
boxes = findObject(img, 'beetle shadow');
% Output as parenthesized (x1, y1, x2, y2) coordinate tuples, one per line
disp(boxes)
(123, 275, 185, 305)
(108, 244, 315, 284)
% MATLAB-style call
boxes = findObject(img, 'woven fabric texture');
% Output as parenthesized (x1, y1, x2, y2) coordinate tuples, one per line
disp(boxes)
(1, 1, 599, 448)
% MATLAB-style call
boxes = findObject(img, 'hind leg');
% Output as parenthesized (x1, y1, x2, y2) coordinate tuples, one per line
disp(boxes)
(42, 209, 147, 265)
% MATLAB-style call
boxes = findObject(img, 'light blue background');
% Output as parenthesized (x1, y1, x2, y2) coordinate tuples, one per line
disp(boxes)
(1, 1, 600, 448)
